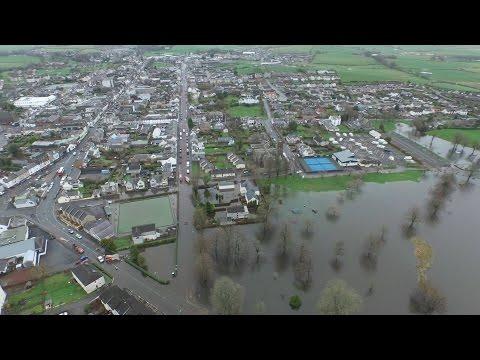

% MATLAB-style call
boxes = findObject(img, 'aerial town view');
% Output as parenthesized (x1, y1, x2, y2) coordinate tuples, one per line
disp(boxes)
(1, 44, 480, 315)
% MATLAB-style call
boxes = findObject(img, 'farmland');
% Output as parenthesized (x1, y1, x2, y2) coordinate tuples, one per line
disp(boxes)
(427, 128, 480, 147)
(0, 55, 42, 70)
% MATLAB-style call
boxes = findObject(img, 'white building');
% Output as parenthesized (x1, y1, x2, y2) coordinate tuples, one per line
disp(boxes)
(71, 265, 106, 294)
(13, 95, 56, 108)
(328, 115, 342, 126)
(369, 130, 382, 139)
(101, 78, 114, 88)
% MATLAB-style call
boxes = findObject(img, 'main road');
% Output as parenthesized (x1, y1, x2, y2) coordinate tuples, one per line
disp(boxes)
(262, 97, 301, 174)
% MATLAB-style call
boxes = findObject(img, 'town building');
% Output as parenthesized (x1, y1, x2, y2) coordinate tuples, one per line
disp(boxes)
(332, 150, 359, 167)
(98, 285, 156, 315)
(226, 205, 250, 220)
(71, 264, 106, 294)
(131, 224, 158, 245)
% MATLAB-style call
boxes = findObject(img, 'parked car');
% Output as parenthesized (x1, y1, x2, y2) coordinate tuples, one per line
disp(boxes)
(75, 233, 82, 239)
(97, 255, 105, 263)
(68, 229, 74, 234)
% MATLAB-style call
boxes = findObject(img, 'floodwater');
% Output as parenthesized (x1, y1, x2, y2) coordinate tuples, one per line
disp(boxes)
(144, 168, 480, 314)
(396, 123, 480, 168)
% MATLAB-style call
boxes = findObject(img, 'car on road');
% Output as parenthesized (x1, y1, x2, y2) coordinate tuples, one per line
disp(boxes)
(68, 229, 74, 234)
(186, 169, 190, 174)
(72, 151, 77, 155)
(58, 311, 69, 315)
(75, 233, 82, 239)
(97, 255, 105, 263)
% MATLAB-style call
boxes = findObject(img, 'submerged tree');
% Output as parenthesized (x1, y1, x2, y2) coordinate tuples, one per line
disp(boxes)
(278, 222, 292, 257)
(210, 276, 245, 315)
(317, 279, 363, 315)
(409, 281, 446, 315)
(326, 205, 341, 220)
(195, 252, 214, 287)
(330, 240, 345, 271)
(406, 206, 421, 230)
(293, 243, 313, 290)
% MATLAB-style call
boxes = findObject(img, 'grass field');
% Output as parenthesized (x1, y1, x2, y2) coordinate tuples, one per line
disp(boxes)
(6, 272, 87, 315)
(228, 104, 265, 118)
(426, 128, 480, 146)
(263, 170, 424, 192)
(117, 196, 174, 234)
(0, 55, 42, 70)
(370, 119, 410, 132)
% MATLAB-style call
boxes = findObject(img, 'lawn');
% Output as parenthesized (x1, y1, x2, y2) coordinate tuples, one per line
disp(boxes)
(205, 146, 233, 155)
(227, 104, 265, 118)
(427, 128, 480, 146)
(207, 155, 234, 169)
(113, 236, 133, 250)
(6, 272, 87, 315)
(117, 196, 174, 234)
(262, 170, 424, 192)
(0, 55, 42, 70)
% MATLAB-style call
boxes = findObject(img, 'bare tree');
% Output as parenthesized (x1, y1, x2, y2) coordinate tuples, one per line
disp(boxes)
(406, 206, 421, 230)
(360, 234, 383, 271)
(210, 276, 245, 315)
(278, 222, 292, 256)
(293, 243, 313, 290)
(301, 219, 313, 238)
(464, 161, 479, 184)
(469, 140, 480, 157)
(326, 205, 341, 219)
(452, 132, 464, 152)
(195, 233, 212, 255)
(330, 240, 345, 271)
(195, 252, 214, 287)
(317, 279, 363, 315)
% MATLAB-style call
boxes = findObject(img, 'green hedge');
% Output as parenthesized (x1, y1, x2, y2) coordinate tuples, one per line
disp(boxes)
(124, 258, 170, 285)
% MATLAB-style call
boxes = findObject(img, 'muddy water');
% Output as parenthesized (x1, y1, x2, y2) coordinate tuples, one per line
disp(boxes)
(145, 170, 480, 314)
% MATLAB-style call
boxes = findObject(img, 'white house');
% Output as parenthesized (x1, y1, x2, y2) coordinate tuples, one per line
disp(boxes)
(226, 205, 249, 220)
(71, 265, 106, 294)
(131, 224, 159, 245)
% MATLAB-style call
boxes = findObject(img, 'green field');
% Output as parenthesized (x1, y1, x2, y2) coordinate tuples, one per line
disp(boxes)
(370, 119, 410, 132)
(426, 128, 480, 146)
(263, 170, 424, 192)
(0, 55, 42, 70)
(6, 272, 87, 315)
(205, 146, 233, 155)
(117, 196, 174, 234)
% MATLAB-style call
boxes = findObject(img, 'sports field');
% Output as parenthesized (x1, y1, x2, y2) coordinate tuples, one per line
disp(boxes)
(117, 196, 174, 234)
